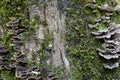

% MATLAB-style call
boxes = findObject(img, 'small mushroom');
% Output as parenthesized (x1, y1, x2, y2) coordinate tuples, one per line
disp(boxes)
(96, 33, 111, 39)
(99, 52, 119, 59)
(95, 18, 102, 23)
(88, 23, 99, 29)
(12, 40, 23, 45)
(0, 46, 8, 54)
(31, 71, 40, 75)
(99, 4, 114, 12)
(106, 13, 113, 16)
(86, 3, 97, 9)
(16, 66, 31, 79)
(102, 19, 111, 23)
(9, 18, 20, 24)
(13, 46, 21, 52)
(104, 39, 119, 45)
(47, 73, 58, 80)
(104, 62, 119, 69)
(9, 60, 16, 68)
(8, 29, 25, 35)
(6, 18, 20, 27)
(6, 23, 19, 27)
(46, 43, 53, 51)
(0, 56, 7, 60)
(92, 23, 120, 39)
(0, 63, 11, 70)
(16, 55, 28, 63)
(114, 5, 120, 12)
(10, 37, 21, 41)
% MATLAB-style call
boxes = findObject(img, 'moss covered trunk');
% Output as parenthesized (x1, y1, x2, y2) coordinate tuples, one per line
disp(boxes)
(0, 0, 70, 80)
(66, 0, 120, 80)
(0, 0, 120, 80)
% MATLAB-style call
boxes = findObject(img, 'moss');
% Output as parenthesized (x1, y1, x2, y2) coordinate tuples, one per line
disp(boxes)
(0, 0, 28, 45)
(66, 0, 120, 80)
(96, 0, 106, 5)
(49, 66, 67, 79)
(98, 23, 106, 30)
(111, 12, 120, 24)
(1, 70, 21, 80)
(0, 0, 28, 79)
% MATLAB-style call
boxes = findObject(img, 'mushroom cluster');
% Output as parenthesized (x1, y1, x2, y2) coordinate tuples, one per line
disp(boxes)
(16, 66, 42, 80)
(87, 0, 120, 69)
(0, 46, 15, 69)
(87, 1, 120, 13)
(0, 46, 16, 80)
(5, 18, 43, 80)
(1, 18, 58, 80)
(92, 23, 120, 69)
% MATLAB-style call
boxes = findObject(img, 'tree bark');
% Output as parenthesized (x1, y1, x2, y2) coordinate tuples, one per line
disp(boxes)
(1, 0, 120, 80)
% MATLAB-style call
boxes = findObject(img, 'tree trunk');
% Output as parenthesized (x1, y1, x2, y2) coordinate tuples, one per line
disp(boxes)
(0, 0, 120, 80)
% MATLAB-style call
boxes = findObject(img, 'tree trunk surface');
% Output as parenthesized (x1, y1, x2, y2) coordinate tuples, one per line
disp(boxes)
(0, 0, 120, 80)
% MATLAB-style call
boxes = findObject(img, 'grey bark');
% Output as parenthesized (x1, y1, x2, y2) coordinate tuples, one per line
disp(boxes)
(22, 0, 70, 80)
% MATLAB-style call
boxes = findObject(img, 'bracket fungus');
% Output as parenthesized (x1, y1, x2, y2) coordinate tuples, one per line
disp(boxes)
(0, 18, 59, 80)
(104, 62, 119, 69)
(87, 2, 120, 69)
(6, 18, 20, 28)
(88, 23, 99, 29)
(115, 5, 120, 12)
(92, 23, 120, 69)
(0, 46, 15, 69)
(46, 72, 58, 80)
(86, 3, 97, 9)
(99, 4, 114, 12)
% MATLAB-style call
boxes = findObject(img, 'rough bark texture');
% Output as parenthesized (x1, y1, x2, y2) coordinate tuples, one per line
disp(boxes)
(45, 0, 70, 72)
(1, 0, 120, 80)
(24, 0, 70, 80)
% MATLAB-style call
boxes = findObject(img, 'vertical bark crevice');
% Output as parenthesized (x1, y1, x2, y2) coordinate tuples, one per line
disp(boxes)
(45, 0, 70, 79)
(25, 0, 70, 79)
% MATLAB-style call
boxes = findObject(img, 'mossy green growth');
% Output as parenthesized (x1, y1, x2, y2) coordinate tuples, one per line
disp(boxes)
(0, 0, 28, 45)
(66, 0, 120, 80)
(0, 0, 28, 80)
(96, 0, 106, 5)
(38, 29, 52, 66)
(51, 66, 67, 79)
(0, 0, 28, 22)
(98, 23, 106, 30)
(111, 12, 120, 24)
(1, 70, 21, 80)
